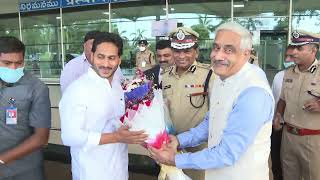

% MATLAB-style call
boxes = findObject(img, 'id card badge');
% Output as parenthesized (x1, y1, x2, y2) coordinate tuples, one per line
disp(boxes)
(141, 61, 146, 67)
(6, 106, 17, 125)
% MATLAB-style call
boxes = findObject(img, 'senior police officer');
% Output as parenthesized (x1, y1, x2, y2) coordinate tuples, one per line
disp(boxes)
(0, 36, 51, 179)
(161, 27, 214, 180)
(135, 39, 156, 71)
(275, 30, 320, 180)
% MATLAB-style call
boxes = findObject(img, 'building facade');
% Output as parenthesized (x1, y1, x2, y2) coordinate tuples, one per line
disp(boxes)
(0, 0, 319, 81)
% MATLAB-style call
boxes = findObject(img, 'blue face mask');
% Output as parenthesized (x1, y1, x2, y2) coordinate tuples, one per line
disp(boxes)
(283, 61, 295, 68)
(0, 67, 24, 83)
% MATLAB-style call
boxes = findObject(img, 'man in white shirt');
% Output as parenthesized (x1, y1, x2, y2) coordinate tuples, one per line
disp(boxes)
(60, 30, 124, 93)
(59, 32, 148, 180)
(60, 30, 101, 93)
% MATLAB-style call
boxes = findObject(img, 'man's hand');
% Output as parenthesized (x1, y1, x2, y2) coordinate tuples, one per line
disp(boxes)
(303, 99, 320, 113)
(115, 125, 148, 144)
(0, 128, 49, 164)
(273, 113, 283, 131)
(167, 135, 179, 152)
(148, 145, 176, 166)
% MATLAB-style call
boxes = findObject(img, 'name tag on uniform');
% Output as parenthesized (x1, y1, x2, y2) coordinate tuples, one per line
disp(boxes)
(185, 84, 204, 88)
(163, 85, 171, 89)
(285, 79, 293, 83)
(141, 61, 146, 67)
(6, 106, 17, 125)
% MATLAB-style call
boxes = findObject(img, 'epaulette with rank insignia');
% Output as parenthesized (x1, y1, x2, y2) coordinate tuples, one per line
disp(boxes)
(309, 64, 317, 73)
(161, 65, 174, 75)
(196, 62, 211, 70)
(189, 65, 196, 73)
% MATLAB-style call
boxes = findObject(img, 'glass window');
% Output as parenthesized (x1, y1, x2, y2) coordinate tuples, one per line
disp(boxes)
(292, 0, 320, 34)
(0, 14, 19, 38)
(62, 5, 110, 64)
(111, 1, 166, 75)
(169, 0, 232, 64)
(20, 10, 62, 79)
(233, 0, 289, 83)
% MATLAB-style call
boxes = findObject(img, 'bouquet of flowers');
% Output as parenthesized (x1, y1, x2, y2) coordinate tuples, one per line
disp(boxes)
(120, 70, 174, 148)
(120, 70, 190, 180)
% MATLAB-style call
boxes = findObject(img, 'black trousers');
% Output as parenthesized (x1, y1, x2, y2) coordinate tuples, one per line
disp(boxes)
(0, 166, 45, 180)
(271, 128, 283, 180)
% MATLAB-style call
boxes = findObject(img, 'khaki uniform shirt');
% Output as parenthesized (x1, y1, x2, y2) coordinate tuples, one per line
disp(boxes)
(162, 61, 214, 135)
(135, 49, 156, 71)
(280, 59, 320, 129)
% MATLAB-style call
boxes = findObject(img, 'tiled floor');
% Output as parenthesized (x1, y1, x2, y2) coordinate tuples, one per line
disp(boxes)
(45, 160, 274, 180)
(44, 161, 157, 180)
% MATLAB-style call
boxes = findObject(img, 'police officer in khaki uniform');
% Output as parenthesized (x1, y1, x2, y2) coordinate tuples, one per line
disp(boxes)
(135, 40, 156, 71)
(275, 30, 320, 180)
(162, 27, 214, 180)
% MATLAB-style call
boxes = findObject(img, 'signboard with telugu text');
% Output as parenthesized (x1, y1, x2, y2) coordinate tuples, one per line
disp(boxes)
(19, 0, 128, 12)
(19, 0, 61, 12)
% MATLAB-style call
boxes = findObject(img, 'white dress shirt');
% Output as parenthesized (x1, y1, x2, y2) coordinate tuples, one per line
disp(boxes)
(60, 53, 124, 94)
(271, 70, 285, 104)
(59, 67, 127, 180)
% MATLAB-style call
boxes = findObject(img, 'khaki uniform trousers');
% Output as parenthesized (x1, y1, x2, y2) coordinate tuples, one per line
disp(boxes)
(281, 128, 320, 180)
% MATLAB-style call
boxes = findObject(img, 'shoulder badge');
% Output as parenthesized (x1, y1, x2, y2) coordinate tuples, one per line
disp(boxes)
(161, 66, 174, 75)
(309, 65, 317, 73)
(285, 79, 293, 83)
(189, 65, 196, 73)
(196, 62, 211, 70)
(163, 85, 171, 89)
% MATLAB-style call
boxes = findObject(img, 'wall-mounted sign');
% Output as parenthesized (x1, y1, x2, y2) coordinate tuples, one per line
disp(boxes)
(61, 0, 110, 8)
(152, 20, 177, 37)
(19, 0, 128, 12)
(19, 0, 61, 12)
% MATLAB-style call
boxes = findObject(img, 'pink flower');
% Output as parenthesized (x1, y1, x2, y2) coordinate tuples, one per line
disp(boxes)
(148, 131, 170, 149)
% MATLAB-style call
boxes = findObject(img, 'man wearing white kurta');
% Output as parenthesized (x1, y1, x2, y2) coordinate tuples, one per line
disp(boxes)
(149, 22, 274, 180)
(60, 32, 147, 180)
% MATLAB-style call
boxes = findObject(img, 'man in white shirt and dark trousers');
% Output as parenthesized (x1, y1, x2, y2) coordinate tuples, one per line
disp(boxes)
(59, 32, 148, 180)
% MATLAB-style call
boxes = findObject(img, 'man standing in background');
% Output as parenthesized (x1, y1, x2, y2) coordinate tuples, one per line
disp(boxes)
(145, 39, 174, 87)
(60, 30, 101, 93)
(136, 39, 156, 71)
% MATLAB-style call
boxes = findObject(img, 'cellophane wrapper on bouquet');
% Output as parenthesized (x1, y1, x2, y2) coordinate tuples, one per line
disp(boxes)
(120, 70, 191, 180)
(120, 70, 173, 148)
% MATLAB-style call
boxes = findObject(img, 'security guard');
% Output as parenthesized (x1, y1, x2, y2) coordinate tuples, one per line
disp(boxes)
(0, 36, 51, 179)
(161, 27, 214, 180)
(275, 30, 320, 180)
(135, 39, 156, 71)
